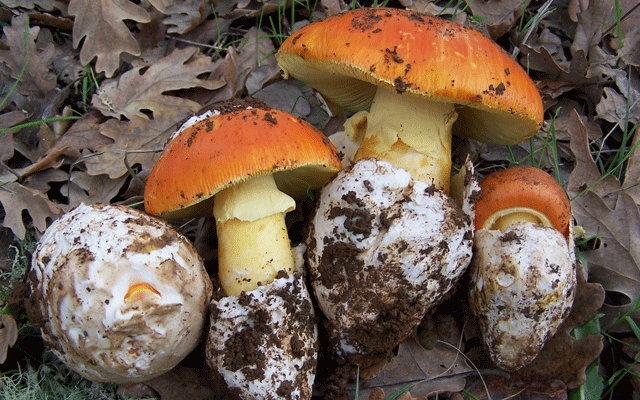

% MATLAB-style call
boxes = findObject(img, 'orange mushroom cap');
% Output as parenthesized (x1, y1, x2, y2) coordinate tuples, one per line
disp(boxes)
(276, 7, 544, 145)
(474, 166, 571, 238)
(124, 283, 161, 303)
(144, 100, 342, 219)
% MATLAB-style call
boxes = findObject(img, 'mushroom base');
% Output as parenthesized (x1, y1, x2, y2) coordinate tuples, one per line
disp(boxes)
(206, 272, 318, 400)
(306, 158, 478, 365)
(469, 222, 576, 371)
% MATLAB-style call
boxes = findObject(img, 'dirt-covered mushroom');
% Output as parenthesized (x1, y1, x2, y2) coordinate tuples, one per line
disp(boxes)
(143, 98, 342, 399)
(277, 7, 544, 367)
(29, 203, 213, 384)
(468, 166, 576, 371)
(306, 157, 479, 366)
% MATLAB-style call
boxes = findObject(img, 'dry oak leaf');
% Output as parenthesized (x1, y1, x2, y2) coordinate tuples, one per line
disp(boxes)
(49, 111, 113, 159)
(521, 27, 613, 97)
(0, 181, 69, 240)
(206, 27, 277, 104)
(346, 337, 469, 398)
(568, 0, 590, 22)
(0, 13, 57, 97)
(567, 109, 640, 331)
(61, 171, 128, 209)
(147, 0, 173, 14)
(368, 387, 427, 400)
(141, 365, 217, 400)
(0, 314, 18, 365)
(570, 0, 613, 57)
(82, 112, 192, 179)
(68, 0, 151, 78)
(161, 0, 211, 34)
(617, 26, 640, 67)
(466, 0, 524, 40)
(0, 111, 25, 162)
(597, 86, 640, 125)
(0, 0, 57, 10)
(210, 0, 284, 19)
(91, 46, 223, 120)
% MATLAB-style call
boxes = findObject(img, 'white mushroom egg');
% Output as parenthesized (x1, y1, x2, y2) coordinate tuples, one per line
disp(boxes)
(306, 158, 478, 364)
(468, 221, 576, 371)
(29, 203, 213, 383)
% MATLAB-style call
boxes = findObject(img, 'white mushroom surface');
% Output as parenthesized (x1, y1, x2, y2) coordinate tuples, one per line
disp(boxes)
(468, 221, 576, 371)
(29, 203, 213, 383)
(306, 158, 477, 363)
(206, 272, 318, 399)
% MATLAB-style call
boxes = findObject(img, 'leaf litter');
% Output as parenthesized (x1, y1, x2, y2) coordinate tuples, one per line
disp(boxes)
(0, 0, 639, 398)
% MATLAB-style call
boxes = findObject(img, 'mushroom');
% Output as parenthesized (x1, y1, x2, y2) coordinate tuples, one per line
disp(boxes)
(468, 165, 576, 371)
(277, 7, 542, 366)
(306, 157, 478, 366)
(29, 203, 213, 383)
(276, 7, 543, 191)
(143, 98, 342, 399)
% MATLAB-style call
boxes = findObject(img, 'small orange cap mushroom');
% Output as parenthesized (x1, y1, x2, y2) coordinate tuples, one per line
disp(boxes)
(144, 100, 342, 220)
(124, 283, 161, 303)
(474, 166, 571, 238)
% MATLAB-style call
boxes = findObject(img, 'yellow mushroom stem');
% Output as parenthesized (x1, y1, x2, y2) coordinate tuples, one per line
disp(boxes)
(213, 174, 296, 296)
(481, 207, 553, 233)
(348, 85, 458, 193)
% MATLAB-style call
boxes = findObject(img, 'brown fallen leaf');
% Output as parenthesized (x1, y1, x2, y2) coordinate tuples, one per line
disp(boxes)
(466, 0, 524, 40)
(617, 26, 640, 66)
(0, 0, 57, 10)
(396, 1, 467, 24)
(620, 336, 640, 394)
(465, 374, 569, 400)
(570, 0, 614, 57)
(68, 0, 151, 78)
(50, 111, 113, 159)
(0, 314, 18, 365)
(0, 181, 69, 239)
(61, 171, 128, 209)
(141, 365, 219, 400)
(160, 0, 211, 34)
(344, 337, 470, 398)
(567, 108, 640, 331)
(207, 27, 279, 105)
(91, 46, 223, 120)
(82, 112, 188, 179)
(367, 386, 428, 400)
(0, 13, 57, 97)
(520, 27, 612, 104)
(210, 0, 284, 20)
(10, 146, 67, 181)
(596, 86, 640, 126)
(0, 111, 25, 162)
(568, 0, 590, 22)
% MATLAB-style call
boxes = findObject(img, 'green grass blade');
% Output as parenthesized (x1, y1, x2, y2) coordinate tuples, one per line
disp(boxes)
(569, 361, 604, 400)
(569, 313, 605, 400)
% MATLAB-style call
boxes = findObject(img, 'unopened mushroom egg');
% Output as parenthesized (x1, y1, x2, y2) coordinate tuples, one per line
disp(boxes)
(29, 203, 213, 383)
(468, 221, 576, 371)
